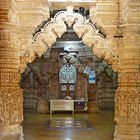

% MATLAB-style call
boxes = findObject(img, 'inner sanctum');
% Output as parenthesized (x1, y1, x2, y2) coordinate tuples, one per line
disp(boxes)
(0, 1, 140, 140)
(22, 27, 117, 113)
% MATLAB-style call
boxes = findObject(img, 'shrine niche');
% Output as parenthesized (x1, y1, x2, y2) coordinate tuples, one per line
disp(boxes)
(30, 6, 115, 113)
(20, 5, 117, 112)
(21, 46, 89, 112)
(59, 53, 77, 99)
(21, 38, 117, 113)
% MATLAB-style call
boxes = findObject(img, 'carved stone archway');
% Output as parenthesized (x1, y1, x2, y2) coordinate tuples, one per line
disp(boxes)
(30, 6, 118, 138)
(0, 2, 139, 140)
(31, 7, 140, 140)
(32, 6, 113, 65)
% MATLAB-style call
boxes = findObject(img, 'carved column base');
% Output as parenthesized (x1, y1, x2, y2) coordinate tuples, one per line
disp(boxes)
(0, 124, 24, 140)
(114, 124, 140, 140)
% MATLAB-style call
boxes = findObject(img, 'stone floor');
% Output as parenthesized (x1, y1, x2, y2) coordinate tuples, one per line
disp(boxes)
(0, 110, 115, 140)
(23, 110, 115, 140)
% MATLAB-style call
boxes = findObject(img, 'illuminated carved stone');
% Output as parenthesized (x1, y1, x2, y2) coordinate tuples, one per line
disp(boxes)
(33, 8, 112, 62)
(0, 0, 140, 140)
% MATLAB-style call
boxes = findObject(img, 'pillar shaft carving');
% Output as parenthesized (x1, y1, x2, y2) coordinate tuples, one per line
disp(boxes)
(114, 32, 140, 140)
(0, 30, 23, 132)
(115, 87, 140, 124)
(0, 87, 23, 125)
(0, 31, 20, 86)
(0, 1, 50, 138)
(115, 92, 140, 140)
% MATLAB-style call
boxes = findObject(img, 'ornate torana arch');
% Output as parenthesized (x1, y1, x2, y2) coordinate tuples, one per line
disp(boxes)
(32, 7, 113, 66)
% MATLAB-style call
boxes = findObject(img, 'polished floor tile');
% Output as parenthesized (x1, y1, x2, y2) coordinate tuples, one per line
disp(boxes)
(23, 110, 114, 140)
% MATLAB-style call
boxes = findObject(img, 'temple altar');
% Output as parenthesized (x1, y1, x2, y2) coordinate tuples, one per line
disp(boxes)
(50, 99, 74, 114)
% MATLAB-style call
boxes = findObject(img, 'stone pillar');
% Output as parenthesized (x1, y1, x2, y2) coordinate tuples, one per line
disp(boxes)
(0, 0, 50, 136)
(0, 30, 23, 138)
(90, 1, 140, 138)
(114, 32, 140, 140)
(0, 1, 24, 139)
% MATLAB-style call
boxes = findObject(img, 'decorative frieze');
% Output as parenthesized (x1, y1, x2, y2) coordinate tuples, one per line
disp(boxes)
(0, 52, 15, 59)
(0, 59, 19, 64)
(0, 72, 20, 84)
(15, 15, 46, 26)
(0, 54, 19, 68)
(0, 68, 18, 73)
(118, 72, 140, 85)
(90, 2, 118, 27)
(0, 64, 19, 69)
(90, 12, 118, 26)
(123, 59, 140, 65)
(8, 0, 50, 26)
(15, 1, 48, 9)
(96, 4, 118, 11)
(16, 2, 42, 9)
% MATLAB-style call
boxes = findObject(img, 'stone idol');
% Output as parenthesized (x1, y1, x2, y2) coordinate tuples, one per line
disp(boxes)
(59, 64, 76, 83)
(59, 53, 77, 83)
